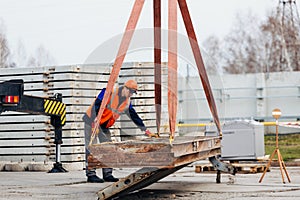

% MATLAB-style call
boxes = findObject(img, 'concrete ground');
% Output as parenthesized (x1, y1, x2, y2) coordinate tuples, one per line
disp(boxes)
(0, 165, 300, 200)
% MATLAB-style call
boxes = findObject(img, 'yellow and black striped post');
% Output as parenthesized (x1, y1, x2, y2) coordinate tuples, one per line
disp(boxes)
(44, 99, 66, 126)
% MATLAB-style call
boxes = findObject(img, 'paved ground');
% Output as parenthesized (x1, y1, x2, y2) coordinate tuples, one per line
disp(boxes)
(0, 165, 300, 200)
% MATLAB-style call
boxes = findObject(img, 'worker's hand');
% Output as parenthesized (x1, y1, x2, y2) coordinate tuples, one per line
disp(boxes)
(145, 129, 159, 138)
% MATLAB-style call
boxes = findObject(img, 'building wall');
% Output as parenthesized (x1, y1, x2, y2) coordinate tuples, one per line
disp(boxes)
(178, 72, 300, 134)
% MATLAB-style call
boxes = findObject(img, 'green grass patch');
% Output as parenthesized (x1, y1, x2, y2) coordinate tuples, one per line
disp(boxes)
(264, 134, 300, 161)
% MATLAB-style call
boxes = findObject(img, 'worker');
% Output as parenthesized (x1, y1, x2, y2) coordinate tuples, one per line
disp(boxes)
(83, 79, 154, 183)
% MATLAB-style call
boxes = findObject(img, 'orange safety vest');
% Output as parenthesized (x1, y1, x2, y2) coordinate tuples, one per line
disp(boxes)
(85, 88, 130, 128)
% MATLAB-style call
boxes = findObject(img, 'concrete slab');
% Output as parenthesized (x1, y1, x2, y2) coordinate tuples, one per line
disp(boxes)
(0, 166, 299, 200)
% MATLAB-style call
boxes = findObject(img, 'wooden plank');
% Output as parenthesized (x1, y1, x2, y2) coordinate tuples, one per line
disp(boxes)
(195, 162, 268, 174)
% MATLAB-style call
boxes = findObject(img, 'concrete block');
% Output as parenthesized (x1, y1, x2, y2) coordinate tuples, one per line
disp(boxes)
(4, 163, 28, 171)
(27, 163, 53, 171)
(0, 162, 5, 171)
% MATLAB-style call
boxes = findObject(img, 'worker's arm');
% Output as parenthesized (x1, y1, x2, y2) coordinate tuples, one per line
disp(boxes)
(126, 105, 157, 137)
(94, 89, 106, 115)
(126, 104, 147, 131)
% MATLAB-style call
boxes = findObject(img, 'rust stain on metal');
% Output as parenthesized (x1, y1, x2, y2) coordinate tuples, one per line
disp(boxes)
(88, 136, 220, 169)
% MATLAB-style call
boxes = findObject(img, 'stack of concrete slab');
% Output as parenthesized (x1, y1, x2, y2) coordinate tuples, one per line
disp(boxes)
(119, 62, 169, 140)
(0, 62, 167, 170)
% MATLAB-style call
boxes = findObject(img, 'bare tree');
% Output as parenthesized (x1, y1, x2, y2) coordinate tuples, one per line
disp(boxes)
(14, 39, 28, 67)
(261, 2, 300, 72)
(0, 19, 56, 68)
(201, 2, 300, 74)
(202, 35, 223, 74)
(27, 44, 56, 67)
(222, 12, 265, 74)
(0, 19, 11, 68)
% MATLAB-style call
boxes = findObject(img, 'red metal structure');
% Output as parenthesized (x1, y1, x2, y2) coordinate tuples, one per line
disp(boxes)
(87, 1, 236, 199)
(90, 0, 222, 145)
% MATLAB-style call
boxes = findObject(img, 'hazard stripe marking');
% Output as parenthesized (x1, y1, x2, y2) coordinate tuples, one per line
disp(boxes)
(48, 101, 57, 114)
(44, 99, 66, 126)
(45, 100, 53, 113)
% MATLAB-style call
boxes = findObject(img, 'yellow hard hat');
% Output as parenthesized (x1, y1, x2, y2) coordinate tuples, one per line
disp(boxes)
(124, 79, 138, 91)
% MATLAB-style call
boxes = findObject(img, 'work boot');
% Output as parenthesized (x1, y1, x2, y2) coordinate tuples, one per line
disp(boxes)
(87, 175, 104, 183)
(103, 175, 119, 182)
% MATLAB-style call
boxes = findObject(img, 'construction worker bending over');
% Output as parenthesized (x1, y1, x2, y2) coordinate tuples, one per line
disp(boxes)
(82, 80, 154, 183)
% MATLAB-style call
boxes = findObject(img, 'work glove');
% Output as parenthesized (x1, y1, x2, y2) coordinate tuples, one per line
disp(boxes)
(145, 129, 159, 138)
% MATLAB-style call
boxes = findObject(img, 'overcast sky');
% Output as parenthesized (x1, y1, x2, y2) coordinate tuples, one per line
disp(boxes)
(0, 0, 277, 66)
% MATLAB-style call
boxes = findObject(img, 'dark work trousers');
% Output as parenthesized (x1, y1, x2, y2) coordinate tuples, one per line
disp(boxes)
(84, 122, 113, 178)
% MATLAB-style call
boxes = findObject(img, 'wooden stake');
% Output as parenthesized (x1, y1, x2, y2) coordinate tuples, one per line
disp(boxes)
(259, 119, 291, 183)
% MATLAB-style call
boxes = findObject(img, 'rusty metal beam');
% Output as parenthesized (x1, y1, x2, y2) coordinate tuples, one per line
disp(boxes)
(177, 0, 222, 135)
(168, 0, 178, 140)
(97, 165, 187, 200)
(90, 0, 145, 145)
(154, 0, 162, 134)
(88, 136, 221, 169)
